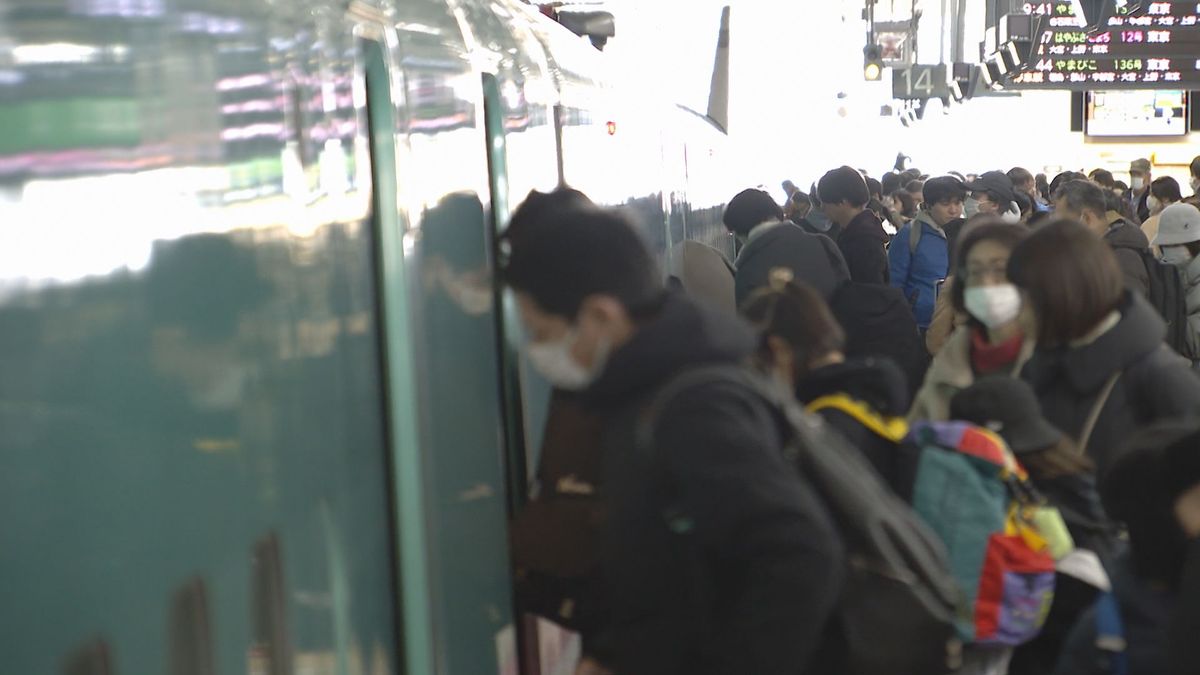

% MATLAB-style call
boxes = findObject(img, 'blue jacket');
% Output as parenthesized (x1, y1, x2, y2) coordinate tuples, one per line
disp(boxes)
(888, 211, 949, 329)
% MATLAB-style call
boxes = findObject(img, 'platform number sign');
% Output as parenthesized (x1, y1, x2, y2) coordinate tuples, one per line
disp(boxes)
(893, 64, 949, 100)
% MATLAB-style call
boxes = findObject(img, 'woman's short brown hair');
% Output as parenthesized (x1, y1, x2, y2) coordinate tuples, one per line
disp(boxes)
(949, 219, 1030, 319)
(1007, 219, 1124, 346)
(741, 276, 845, 369)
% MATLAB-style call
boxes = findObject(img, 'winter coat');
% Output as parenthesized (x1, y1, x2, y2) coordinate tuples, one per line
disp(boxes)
(837, 209, 890, 285)
(795, 357, 910, 486)
(1105, 219, 1152, 297)
(1169, 538, 1200, 675)
(734, 220, 850, 306)
(583, 291, 844, 675)
(1183, 253, 1200, 359)
(1054, 556, 1174, 675)
(908, 324, 1035, 422)
(888, 211, 950, 329)
(1021, 291, 1200, 477)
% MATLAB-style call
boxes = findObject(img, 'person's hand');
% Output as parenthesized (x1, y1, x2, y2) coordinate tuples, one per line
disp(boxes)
(574, 657, 614, 675)
(1176, 482, 1200, 538)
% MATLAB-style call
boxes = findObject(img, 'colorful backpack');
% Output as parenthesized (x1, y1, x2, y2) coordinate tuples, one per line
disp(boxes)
(905, 420, 1057, 646)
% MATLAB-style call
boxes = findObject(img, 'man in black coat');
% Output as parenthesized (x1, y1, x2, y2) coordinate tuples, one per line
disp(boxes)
(502, 189, 844, 675)
(723, 188, 850, 305)
(818, 166, 890, 285)
(1053, 179, 1151, 297)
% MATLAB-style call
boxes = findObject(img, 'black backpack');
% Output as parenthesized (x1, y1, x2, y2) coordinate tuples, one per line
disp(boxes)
(1135, 248, 1198, 360)
(828, 281, 930, 396)
(640, 365, 963, 675)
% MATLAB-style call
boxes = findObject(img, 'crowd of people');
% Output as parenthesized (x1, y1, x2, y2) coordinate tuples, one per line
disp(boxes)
(502, 156, 1200, 675)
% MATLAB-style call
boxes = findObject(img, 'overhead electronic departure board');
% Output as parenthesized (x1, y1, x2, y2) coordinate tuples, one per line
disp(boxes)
(1009, 1, 1200, 89)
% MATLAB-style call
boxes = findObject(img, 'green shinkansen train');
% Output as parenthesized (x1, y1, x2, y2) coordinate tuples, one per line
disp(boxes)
(0, 1, 733, 673)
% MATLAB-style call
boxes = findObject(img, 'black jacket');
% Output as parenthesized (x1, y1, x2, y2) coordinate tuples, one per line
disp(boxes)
(795, 357, 909, 487)
(1054, 556, 1174, 675)
(1021, 291, 1200, 476)
(836, 210, 890, 285)
(584, 292, 844, 675)
(734, 221, 850, 306)
(1170, 538, 1200, 675)
(1105, 220, 1151, 297)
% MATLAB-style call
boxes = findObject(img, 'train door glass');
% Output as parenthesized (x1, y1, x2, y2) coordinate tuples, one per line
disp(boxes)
(359, 32, 432, 675)
(481, 73, 530, 512)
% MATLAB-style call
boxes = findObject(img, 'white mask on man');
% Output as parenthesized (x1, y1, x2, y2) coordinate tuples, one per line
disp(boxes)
(1132, 177, 1146, 191)
(526, 329, 610, 391)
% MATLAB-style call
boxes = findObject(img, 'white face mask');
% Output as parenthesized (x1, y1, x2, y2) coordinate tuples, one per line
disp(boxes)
(1148, 196, 1162, 214)
(1162, 245, 1195, 267)
(1191, 177, 1200, 193)
(964, 284, 1023, 329)
(526, 329, 609, 391)
(1132, 177, 1146, 191)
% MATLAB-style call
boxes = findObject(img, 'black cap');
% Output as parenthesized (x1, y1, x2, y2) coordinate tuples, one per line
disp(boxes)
(949, 376, 1063, 454)
(966, 170, 1016, 205)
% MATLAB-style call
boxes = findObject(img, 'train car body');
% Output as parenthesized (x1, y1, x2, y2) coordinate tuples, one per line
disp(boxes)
(0, 1, 734, 674)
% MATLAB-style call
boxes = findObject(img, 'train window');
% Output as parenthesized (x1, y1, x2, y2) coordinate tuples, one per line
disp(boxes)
(250, 533, 290, 675)
(168, 577, 214, 675)
(61, 638, 114, 675)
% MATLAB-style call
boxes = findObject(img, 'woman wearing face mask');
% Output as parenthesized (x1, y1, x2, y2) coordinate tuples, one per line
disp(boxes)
(1139, 176, 1183, 249)
(1152, 203, 1200, 364)
(909, 220, 1033, 421)
(1011, 220, 1200, 477)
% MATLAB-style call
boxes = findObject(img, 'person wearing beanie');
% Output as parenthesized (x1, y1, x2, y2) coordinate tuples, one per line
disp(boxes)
(1152, 203, 1200, 363)
(721, 188, 850, 306)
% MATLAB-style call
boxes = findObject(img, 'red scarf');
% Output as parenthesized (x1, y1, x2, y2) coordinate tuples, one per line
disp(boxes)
(970, 326, 1024, 376)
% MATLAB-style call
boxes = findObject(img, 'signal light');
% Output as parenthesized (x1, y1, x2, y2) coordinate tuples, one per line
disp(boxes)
(864, 44, 884, 81)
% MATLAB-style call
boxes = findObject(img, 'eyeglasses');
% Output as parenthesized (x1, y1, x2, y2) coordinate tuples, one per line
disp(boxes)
(964, 263, 1008, 284)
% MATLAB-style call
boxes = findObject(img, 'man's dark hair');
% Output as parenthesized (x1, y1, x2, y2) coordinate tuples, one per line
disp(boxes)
(1035, 173, 1050, 200)
(881, 172, 901, 195)
(949, 220, 1029, 321)
(1049, 171, 1087, 198)
(741, 279, 845, 374)
(866, 177, 883, 200)
(723, 188, 785, 236)
(818, 166, 870, 208)
(1008, 167, 1034, 188)
(1053, 179, 1108, 220)
(1151, 176, 1183, 204)
(1190, 155, 1200, 180)
(922, 176, 966, 207)
(1089, 168, 1116, 189)
(502, 188, 663, 318)
(1008, 219, 1124, 346)
(906, 179, 925, 195)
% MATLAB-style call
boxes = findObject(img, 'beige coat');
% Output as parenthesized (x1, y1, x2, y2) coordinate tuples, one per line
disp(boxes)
(908, 325, 1036, 422)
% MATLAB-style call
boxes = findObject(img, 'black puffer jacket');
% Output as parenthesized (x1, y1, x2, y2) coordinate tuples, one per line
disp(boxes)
(1021, 291, 1200, 476)
(837, 209, 890, 285)
(795, 357, 909, 488)
(584, 292, 844, 675)
(1105, 219, 1151, 297)
(734, 221, 849, 306)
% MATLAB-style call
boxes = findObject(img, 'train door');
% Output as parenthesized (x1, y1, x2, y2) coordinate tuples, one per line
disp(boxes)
(353, 11, 432, 675)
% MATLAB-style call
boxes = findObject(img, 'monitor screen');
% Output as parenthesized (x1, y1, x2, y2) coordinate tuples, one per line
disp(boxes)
(1085, 89, 1188, 137)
